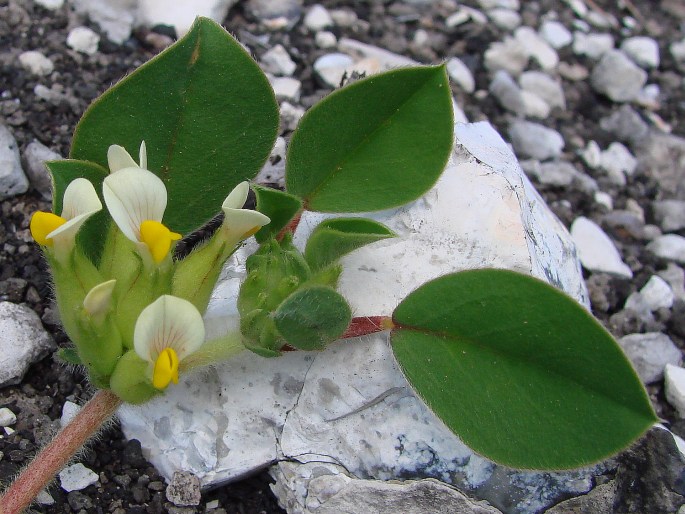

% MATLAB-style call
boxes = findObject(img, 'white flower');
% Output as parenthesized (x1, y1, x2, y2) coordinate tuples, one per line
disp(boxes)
(107, 141, 147, 173)
(83, 279, 116, 323)
(134, 295, 205, 390)
(103, 146, 180, 265)
(220, 182, 270, 244)
(30, 178, 102, 258)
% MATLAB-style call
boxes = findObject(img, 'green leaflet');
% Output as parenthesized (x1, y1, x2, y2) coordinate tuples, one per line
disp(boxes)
(391, 269, 656, 469)
(252, 184, 303, 243)
(286, 65, 453, 212)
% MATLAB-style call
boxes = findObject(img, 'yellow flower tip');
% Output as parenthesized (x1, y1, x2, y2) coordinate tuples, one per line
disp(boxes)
(241, 226, 262, 239)
(139, 220, 181, 264)
(152, 347, 179, 390)
(30, 211, 67, 246)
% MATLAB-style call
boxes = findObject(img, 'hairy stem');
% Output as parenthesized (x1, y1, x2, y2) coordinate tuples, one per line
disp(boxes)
(0, 389, 121, 514)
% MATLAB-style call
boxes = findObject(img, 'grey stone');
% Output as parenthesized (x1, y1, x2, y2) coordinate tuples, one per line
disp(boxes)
(659, 264, 685, 302)
(0, 407, 16, 427)
(524, 160, 579, 187)
(487, 8, 521, 31)
(312, 52, 355, 88)
(270, 76, 301, 102)
(582, 140, 602, 169)
(621, 36, 660, 69)
(618, 332, 681, 383)
(34, 0, 63, 8)
(514, 26, 558, 70)
(557, 61, 589, 81)
(484, 37, 528, 76)
(303, 4, 333, 32)
(521, 90, 551, 118)
(166, 471, 201, 507)
(245, 0, 302, 30)
(137, 0, 240, 37)
(546, 481, 617, 513)
(571, 217, 632, 278)
(477, 0, 520, 8)
(639, 275, 675, 311)
(0, 125, 29, 200)
(337, 38, 417, 69)
(508, 120, 564, 160)
(66, 26, 100, 55)
(590, 50, 647, 102)
(539, 20, 572, 49)
(573, 32, 614, 59)
(271, 463, 503, 514)
(446, 57, 475, 93)
(671, 39, 685, 64)
(118, 122, 591, 513)
(648, 235, 685, 264)
(18, 51, 54, 76)
(600, 142, 637, 179)
(315, 31, 336, 49)
(280, 101, 305, 132)
(635, 132, 685, 200)
(519, 71, 566, 109)
(599, 105, 649, 145)
(653, 200, 685, 232)
(59, 463, 99, 492)
(261, 44, 296, 76)
(665, 364, 685, 418)
(489, 70, 525, 114)
(23, 140, 62, 200)
(0, 303, 55, 387)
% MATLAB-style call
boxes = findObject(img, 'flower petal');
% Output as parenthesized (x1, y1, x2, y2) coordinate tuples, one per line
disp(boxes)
(30, 212, 66, 246)
(107, 145, 138, 173)
(60, 178, 102, 221)
(134, 295, 205, 364)
(103, 168, 167, 242)
(222, 209, 270, 241)
(140, 220, 182, 263)
(139, 141, 147, 170)
(221, 181, 250, 210)
(83, 279, 116, 317)
(153, 348, 179, 389)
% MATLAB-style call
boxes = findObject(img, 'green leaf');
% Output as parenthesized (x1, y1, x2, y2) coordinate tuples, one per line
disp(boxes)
(70, 17, 279, 235)
(57, 347, 82, 365)
(391, 269, 656, 470)
(286, 65, 453, 212)
(252, 184, 303, 243)
(274, 286, 351, 351)
(47, 159, 109, 264)
(304, 217, 395, 270)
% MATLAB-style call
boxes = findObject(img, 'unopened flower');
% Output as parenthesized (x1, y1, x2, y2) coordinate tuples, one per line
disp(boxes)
(83, 279, 116, 323)
(221, 182, 270, 244)
(133, 295, 205, 390)
(30, 178, 102, 258)
(108, 141, 147, 173)
(103, 145, 181, 265)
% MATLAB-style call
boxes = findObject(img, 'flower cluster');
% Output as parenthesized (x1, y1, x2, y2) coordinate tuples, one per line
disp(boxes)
(31, 142, 269, 402)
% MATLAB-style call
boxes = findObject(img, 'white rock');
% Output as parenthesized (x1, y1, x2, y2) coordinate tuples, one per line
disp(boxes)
(594, 191, 613, 210)
(36, 490, 55, 505)
(23, 140, 62, 200)
(539, 20, 573, 49)
(671, 39, 685, 63)
(487, 8, 521, 31)
(0, 407, 17, 427)
(4, 427, 14, 435)
(621, 36, 660, 69)
(566, 0, 588, 17)
(271, 462, 504, 514)
(653, 200, 685, 232)
(66, 26, 100, 55)
(581, 140, 602, 169)
(599, 142, 637, 183)
(477, 0, 519, 9)
(118, 122, 591, 513)
(484, 37, 528, 76)
(313, 53, 355, 88)
(639, 275, 674, 311)
(279, 101, 305, 132)
(489, 70, 525, 114)
(59, 463, 99, 492)
(648, 235, 685, 264)
(304, 4, 333, 32)
(270, 76, 301, 102)
(0, 125, 30, 201)
(315, 31, 337, 49)
(0, 303, 55, 387)
(18, 51, 54, 76)
(571, 217, 633, 278)
(573, 32, 614, 59)
(61, 401, 81, 428)
(514, 26, 558, 70)
(137, 0, 239, 37)
(519, 71, 566, 109)
(533, 160, 580, 186)
(71, 0, 134, 44)
(35, 0, 64, 9)
(508, 120, 564, 160)
(521, 90, 551, 118)
(338, 38, 417, 69)
(445, 7, 488, 27)
(636, 83, 660, 109)
(659, 264, 685, 302)
(666, 364, 685, 418)
(590, 50, 647, 102)
(618, 332, 681, 384)
(261, 44, 297, 76)
(446, 57, 475, 93)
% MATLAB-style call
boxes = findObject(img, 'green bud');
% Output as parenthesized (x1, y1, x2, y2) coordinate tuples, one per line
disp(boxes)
(109, 350, 159, 404)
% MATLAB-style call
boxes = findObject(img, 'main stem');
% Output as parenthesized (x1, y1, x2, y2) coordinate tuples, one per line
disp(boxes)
(0, 389, 121, 514)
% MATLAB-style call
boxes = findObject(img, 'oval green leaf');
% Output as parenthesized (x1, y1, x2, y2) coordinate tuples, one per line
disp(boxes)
(391, 269, 656, 470)
(304, 217, 395, 270)
(47, 159, 109, 264)
(286, 66, 453, 212)
(274, 286, 351, 351)
(252, 184, 303, 243)
(71, 17, 279, 235)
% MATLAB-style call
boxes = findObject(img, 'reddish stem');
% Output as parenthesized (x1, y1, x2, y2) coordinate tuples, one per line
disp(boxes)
(281, 316, 394, 352)
(276, 210, 303, 241)
(0, 389, 122, 514)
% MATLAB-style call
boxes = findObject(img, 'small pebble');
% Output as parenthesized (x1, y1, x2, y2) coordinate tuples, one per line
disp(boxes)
(18, 51, 54, 76)
(166, 471, 201, 507)
(570, 216, 632, 278)
(66, 27, 100, 55)
(665, 364, 685, 417)
(0, 407, 17, 427)
(304, 4, 333, 32)
(59, 463, 99, 492)
(618, 332, 681, 384)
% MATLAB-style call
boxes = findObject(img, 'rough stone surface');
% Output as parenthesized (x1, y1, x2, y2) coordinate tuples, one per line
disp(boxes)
(666, 364, 685, 418)
(590, 50, 648, 102)
(118, 122, 592, 514)
(59, 463, 99, 492)
(571, 217, 633, 278)
(546, 481, 617, 513)
(635, 132, 685, 200)
(23, 140, 62, 200)
(618, 332, 681, 384)
(0, 124, 29, 200)
(166, 471, 202, 507)
(0, 302, 55, 387)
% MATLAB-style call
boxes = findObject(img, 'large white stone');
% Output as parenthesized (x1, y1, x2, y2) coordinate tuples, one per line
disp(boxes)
(118, 121, 595, 513)
(137, 0, 239, 37)
(0, 125, 29, 200)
